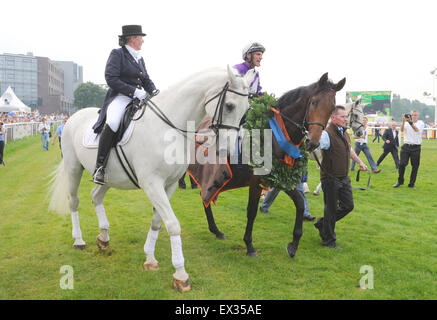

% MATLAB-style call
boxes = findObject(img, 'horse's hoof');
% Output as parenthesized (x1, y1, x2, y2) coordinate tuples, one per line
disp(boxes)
(73, 244, 86, 250)
(246, 251, 258, 258)
(96, 236, 110, 250)
(143, 262, 160, 271)
(216, 233, 227, 240)
(286, 243, 298, 258)
(173, 278, 191, 292)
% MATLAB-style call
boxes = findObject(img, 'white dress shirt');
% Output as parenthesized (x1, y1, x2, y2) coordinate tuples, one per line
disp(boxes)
(403, 120, 424, 145)
(355, 126, 368, 145)
(125, 44, 142, 63)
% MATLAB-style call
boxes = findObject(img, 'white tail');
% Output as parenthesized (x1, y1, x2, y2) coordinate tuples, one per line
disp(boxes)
(47, 159, 70, 215)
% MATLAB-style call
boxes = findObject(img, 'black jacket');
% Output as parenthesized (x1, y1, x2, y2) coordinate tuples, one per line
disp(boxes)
(93, 46, 156, 133)
(382, 128, 399, 151)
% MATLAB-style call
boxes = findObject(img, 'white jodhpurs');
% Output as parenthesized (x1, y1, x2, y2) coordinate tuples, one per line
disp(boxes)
(106, 94, 133, 132)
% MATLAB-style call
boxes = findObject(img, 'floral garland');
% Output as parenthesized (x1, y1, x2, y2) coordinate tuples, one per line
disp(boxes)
(243, 94, 308, 191)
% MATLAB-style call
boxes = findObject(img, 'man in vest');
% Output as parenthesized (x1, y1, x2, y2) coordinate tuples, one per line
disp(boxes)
(314, 106, 368, 249)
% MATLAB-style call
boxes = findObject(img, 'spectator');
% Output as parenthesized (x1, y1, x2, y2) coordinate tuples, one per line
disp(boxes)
(259, 176, 316, 221)
(38, 117, 51, 151)
(51, 117, 68, 157)
(376, 121, 399, 169)
(393, 111, 424, 189)
(372, 124, 381, 143)
(0, 122, 5, 166)
(351, 117, 381, 174)
(178, 172, 197, 189)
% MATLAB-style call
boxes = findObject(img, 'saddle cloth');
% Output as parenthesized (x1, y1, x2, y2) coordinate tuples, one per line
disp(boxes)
(83, 119, 135, 148)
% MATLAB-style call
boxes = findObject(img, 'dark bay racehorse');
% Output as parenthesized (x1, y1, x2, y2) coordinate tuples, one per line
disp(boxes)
(191, 73, 346, 258)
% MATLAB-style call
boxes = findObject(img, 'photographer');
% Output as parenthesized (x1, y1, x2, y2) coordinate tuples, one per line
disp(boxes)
(0, 122, 5, 166)
(38, 117, 51, 151)
(393, 111, 424, 189)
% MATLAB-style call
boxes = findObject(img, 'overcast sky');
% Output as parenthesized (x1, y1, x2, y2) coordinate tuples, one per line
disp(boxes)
(2, 0, 437, 105)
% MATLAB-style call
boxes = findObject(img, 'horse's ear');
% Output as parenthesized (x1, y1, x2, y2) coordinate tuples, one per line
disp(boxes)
(334, 77, 346, 92)
(227, 64, 238, 86)
(318, 72, 329, 87)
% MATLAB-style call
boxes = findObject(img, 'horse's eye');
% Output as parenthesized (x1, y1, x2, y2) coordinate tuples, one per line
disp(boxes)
(225, 102, 235, 112)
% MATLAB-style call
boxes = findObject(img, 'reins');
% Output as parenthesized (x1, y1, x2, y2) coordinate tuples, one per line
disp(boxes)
(114, 82, 248, 188)
(132, 82, 248, 138)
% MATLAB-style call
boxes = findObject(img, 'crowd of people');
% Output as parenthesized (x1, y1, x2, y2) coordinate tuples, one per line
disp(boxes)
(0, 110, 68, 124)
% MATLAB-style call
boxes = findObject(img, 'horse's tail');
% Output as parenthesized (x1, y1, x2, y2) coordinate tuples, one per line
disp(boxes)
(47, 159, 70, 215)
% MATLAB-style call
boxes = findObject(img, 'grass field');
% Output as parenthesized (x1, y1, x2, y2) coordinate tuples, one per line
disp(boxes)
(0, 134, 436, 300)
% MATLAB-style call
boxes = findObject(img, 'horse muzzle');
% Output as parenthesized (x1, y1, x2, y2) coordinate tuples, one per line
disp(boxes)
(305, 138, 320, 152)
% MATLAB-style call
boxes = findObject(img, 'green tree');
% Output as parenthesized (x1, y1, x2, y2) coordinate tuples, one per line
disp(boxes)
(390, 94, 434, 123)
(74, 82, 107, 109)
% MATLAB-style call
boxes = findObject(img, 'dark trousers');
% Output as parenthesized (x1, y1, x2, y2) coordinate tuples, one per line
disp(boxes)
(398, 144, 421, 186)
(373, 131, 381, 143)
(179, 172, 196, 188)
(377, 148, 399, 169)
(0, 140, 4, 164)
(318, 176, 354, 246)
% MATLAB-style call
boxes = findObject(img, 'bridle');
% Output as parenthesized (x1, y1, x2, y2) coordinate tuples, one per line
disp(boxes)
(205, 82, 249, 134)
(278, 88, 335, 139)
(347, 103, 364, 133)
(131, 82, 248, 138)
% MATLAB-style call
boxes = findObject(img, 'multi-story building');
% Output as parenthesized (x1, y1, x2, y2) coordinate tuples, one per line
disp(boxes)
(0, 52, 38, 109)
(37, 56, 73, 115)
(55, 60, 83, 101)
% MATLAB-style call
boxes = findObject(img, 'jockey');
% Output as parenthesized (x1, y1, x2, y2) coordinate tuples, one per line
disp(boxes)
(92, 25, 159, 185)
(233, 42, 265, 98)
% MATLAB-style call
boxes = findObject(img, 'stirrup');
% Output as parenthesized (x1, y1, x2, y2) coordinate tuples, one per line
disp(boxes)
(93, 166, 106, 185)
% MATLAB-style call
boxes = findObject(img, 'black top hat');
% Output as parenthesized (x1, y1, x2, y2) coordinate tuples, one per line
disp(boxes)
(119, 25, 146, 38)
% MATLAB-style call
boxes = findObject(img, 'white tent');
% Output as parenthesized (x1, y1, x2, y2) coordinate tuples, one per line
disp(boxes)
(0, 86, 32, 113)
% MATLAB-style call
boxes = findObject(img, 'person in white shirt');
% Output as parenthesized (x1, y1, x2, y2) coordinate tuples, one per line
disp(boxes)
(393, 110, 424, 189)
(38, 117, 51, 151)
(351, 117, 381, 173)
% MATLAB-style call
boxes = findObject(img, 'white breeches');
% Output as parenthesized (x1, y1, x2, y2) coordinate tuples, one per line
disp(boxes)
(106, 95, 132, 132)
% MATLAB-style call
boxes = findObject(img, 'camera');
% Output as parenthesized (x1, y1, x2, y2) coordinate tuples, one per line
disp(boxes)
(403, 113, 411, 119)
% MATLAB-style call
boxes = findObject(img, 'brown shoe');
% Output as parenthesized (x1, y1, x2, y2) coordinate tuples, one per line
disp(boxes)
(372, 169, 381, 174)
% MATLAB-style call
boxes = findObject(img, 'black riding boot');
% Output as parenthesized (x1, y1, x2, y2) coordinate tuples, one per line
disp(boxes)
(93, 125, 116, 185)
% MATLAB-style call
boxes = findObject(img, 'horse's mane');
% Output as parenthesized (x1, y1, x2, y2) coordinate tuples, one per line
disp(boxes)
(277, 79, 336, 109)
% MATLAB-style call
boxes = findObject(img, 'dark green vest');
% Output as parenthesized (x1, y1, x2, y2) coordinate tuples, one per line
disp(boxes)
(321, 123, 351, 179)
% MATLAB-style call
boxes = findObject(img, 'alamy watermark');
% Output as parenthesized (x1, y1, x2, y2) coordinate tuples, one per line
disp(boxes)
(162, 121, 272, 175)
(359, 265, 374, 290)
(59, 265, 74, 290)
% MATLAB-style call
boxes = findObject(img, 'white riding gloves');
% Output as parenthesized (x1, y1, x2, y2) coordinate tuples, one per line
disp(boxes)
(134, 88, 148, 100)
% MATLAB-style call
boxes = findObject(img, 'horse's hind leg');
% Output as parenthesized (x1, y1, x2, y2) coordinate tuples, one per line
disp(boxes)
(285, 189, 305, 258)
(143, 207, 162, 270)
(91, 185, 110, 250)
(244, 177, 263, 257)
(204, 203, 227, 240)
(67, 166, 85, 250)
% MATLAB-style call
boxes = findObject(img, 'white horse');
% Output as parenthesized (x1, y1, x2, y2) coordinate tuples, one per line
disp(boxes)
(309, 99, 365, 195)
(48, 66, 251, 292)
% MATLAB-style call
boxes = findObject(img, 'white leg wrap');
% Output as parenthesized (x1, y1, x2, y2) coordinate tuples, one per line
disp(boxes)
(170, 235, 185, 269)
(144, 228, 160, 255)
(71, 211, 82, 239)
(95, 204, 110, 230)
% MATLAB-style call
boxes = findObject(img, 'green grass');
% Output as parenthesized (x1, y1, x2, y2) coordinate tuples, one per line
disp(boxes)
(0, 135, 436, 299)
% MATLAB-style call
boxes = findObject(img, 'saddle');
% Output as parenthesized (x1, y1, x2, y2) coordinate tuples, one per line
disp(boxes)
(113, 99, 142, 146)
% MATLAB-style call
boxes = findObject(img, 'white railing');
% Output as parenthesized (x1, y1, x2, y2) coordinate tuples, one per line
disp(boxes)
(3, 120, 63, 143)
